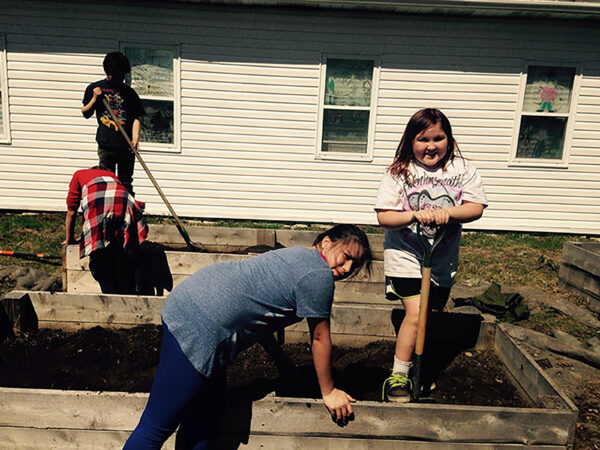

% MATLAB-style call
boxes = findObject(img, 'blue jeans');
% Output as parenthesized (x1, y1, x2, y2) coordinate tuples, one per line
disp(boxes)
(124, 323, 222, 449)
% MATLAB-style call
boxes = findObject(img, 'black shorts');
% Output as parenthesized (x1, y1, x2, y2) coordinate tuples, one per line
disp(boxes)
(385, 276, 450, 311)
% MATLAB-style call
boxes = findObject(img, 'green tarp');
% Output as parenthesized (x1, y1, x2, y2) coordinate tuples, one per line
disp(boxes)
(470, 282, 530, 323)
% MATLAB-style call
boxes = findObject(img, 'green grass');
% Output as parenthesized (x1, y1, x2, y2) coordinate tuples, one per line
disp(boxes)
(520, 311, 598, 341)
(0, 212, 65, 274)
(461, 231, 579, 252)
(457, 231, 583, 289)
(145, 215, 335, 231)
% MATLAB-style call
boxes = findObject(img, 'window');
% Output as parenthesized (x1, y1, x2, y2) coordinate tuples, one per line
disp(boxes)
(511, 65, 579, 166)
(316, 56, 379, 160)
(121, 43, 180, 152)
(0, 34, 10, 144)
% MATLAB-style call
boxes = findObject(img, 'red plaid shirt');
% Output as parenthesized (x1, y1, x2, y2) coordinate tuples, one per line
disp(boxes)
(79, 176, 148, 258)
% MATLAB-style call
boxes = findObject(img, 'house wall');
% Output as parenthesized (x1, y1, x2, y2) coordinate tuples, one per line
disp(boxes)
(0, 0, 599, 233)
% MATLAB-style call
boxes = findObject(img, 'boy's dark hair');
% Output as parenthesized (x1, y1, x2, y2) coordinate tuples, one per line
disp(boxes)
(313, 224, 372, 278)
(103, 52, 131, 76)
(389, 108, 461, 181)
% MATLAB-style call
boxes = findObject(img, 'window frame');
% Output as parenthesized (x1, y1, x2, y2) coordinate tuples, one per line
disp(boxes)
(0, 33, 11, 144)
(315, 53, 380, 162)
(119, 41, 181, 154)
(509, 61, 581, 168)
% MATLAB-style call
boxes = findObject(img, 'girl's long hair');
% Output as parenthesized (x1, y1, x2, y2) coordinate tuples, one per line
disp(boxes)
(388, 108, 460, 181)
(313, 224, 372, 278)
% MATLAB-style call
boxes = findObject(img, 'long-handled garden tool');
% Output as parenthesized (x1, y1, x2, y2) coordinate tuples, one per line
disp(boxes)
(411, 222, 447, 402)
(101, 97, 204, 251)
(0, 250, 61, 260)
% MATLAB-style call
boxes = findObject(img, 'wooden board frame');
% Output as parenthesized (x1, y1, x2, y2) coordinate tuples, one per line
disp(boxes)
(559, 241, 600, 312)
(64, 244, 387, 303)
(146, 224, 385, 260)
(0, 291, 577, 448)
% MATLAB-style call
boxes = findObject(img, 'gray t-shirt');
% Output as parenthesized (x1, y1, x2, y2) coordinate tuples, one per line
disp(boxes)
(374, 157, 488, 286)
(162, 246, 334, 377)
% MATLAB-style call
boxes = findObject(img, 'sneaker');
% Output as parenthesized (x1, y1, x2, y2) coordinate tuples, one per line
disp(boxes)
(382, 373, 412, 403)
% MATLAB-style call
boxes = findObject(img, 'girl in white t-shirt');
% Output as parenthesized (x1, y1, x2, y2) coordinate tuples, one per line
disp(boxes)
(374, 108, 488, 402)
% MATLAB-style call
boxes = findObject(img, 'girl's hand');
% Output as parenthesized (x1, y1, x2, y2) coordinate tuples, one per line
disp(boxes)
(414, 208, 450, 226)
(92, 87, 102, 99)
(322, 388, 355, 425)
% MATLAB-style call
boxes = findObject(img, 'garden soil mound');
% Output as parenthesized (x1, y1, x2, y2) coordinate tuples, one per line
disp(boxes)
(0, 324, 528, 408)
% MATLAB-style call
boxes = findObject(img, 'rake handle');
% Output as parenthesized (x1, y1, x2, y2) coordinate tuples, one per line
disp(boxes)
(100, 97, 195, 248)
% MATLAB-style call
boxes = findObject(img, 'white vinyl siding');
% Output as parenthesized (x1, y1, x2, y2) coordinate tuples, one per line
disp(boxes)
(0, 1, 599, 234)
(0, 33, 10, 143)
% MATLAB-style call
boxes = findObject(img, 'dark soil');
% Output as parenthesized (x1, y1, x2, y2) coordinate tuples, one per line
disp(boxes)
(0, 325, 528, 408)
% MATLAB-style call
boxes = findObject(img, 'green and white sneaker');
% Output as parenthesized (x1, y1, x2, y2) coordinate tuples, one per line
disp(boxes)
(382, 373, 412, 403)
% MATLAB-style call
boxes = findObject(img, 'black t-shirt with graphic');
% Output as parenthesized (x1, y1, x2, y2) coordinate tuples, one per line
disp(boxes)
(82, 78, 145, 150)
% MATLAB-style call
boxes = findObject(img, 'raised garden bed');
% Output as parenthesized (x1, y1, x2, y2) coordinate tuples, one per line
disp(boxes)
(0, 290, 577, 448)
(63, 225, 386, 302)
(559, 241, 600, 313)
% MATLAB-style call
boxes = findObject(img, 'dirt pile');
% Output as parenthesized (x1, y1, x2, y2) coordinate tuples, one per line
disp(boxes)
(1, 325, 527, 408)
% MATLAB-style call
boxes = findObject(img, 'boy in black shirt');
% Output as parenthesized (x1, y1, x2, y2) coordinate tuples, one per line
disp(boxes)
(82, 52, 145, 194)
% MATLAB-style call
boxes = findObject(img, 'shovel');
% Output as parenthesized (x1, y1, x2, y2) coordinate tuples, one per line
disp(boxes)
(101, 97, 204, 251)
(411, 222, 446, 402)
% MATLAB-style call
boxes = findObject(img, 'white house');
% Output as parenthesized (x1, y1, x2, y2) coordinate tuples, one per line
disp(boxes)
(0, 0, 599, 234)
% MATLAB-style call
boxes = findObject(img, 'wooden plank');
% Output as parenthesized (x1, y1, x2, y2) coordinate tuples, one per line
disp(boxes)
(66, 270, 101, 294)
(224, 397, 574, 446)
(25, 291, 395, 333)
(65, 243, 386, 298)
(334, 280, 386, 304)
(0, 388, 147, 430)
(283, 330, 395, 347)
(66, 268, 386, 303)
(474, 316, 496, 351)
(24, 291, 164, 327)
(147, 224, 276, 247)
(559, 263, 600, 299)
(0, 387, 571, 447)
(66, 245, 385, 280)
(561, 242, 600, 278)
(20, 292, 490, 352)
(0, 291, 38, 332)
(65, 245, 254, 273)
(287, 303, 397, 338)
(558, 279, 600, 314)
(230, 434, 564, 449)
(494, 325, 577, 444)
(0, 426, 176, 449)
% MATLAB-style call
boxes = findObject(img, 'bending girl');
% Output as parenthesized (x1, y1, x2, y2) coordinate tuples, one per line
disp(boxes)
(124, 224, 372, 448)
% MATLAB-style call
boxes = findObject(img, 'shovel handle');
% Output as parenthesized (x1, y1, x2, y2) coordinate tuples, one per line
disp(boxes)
(411, 222, 447, 401)
(414, 266, 432, 356)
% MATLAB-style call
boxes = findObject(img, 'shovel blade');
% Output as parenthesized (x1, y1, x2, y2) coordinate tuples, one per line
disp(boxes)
(411, 353, 423, 401)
